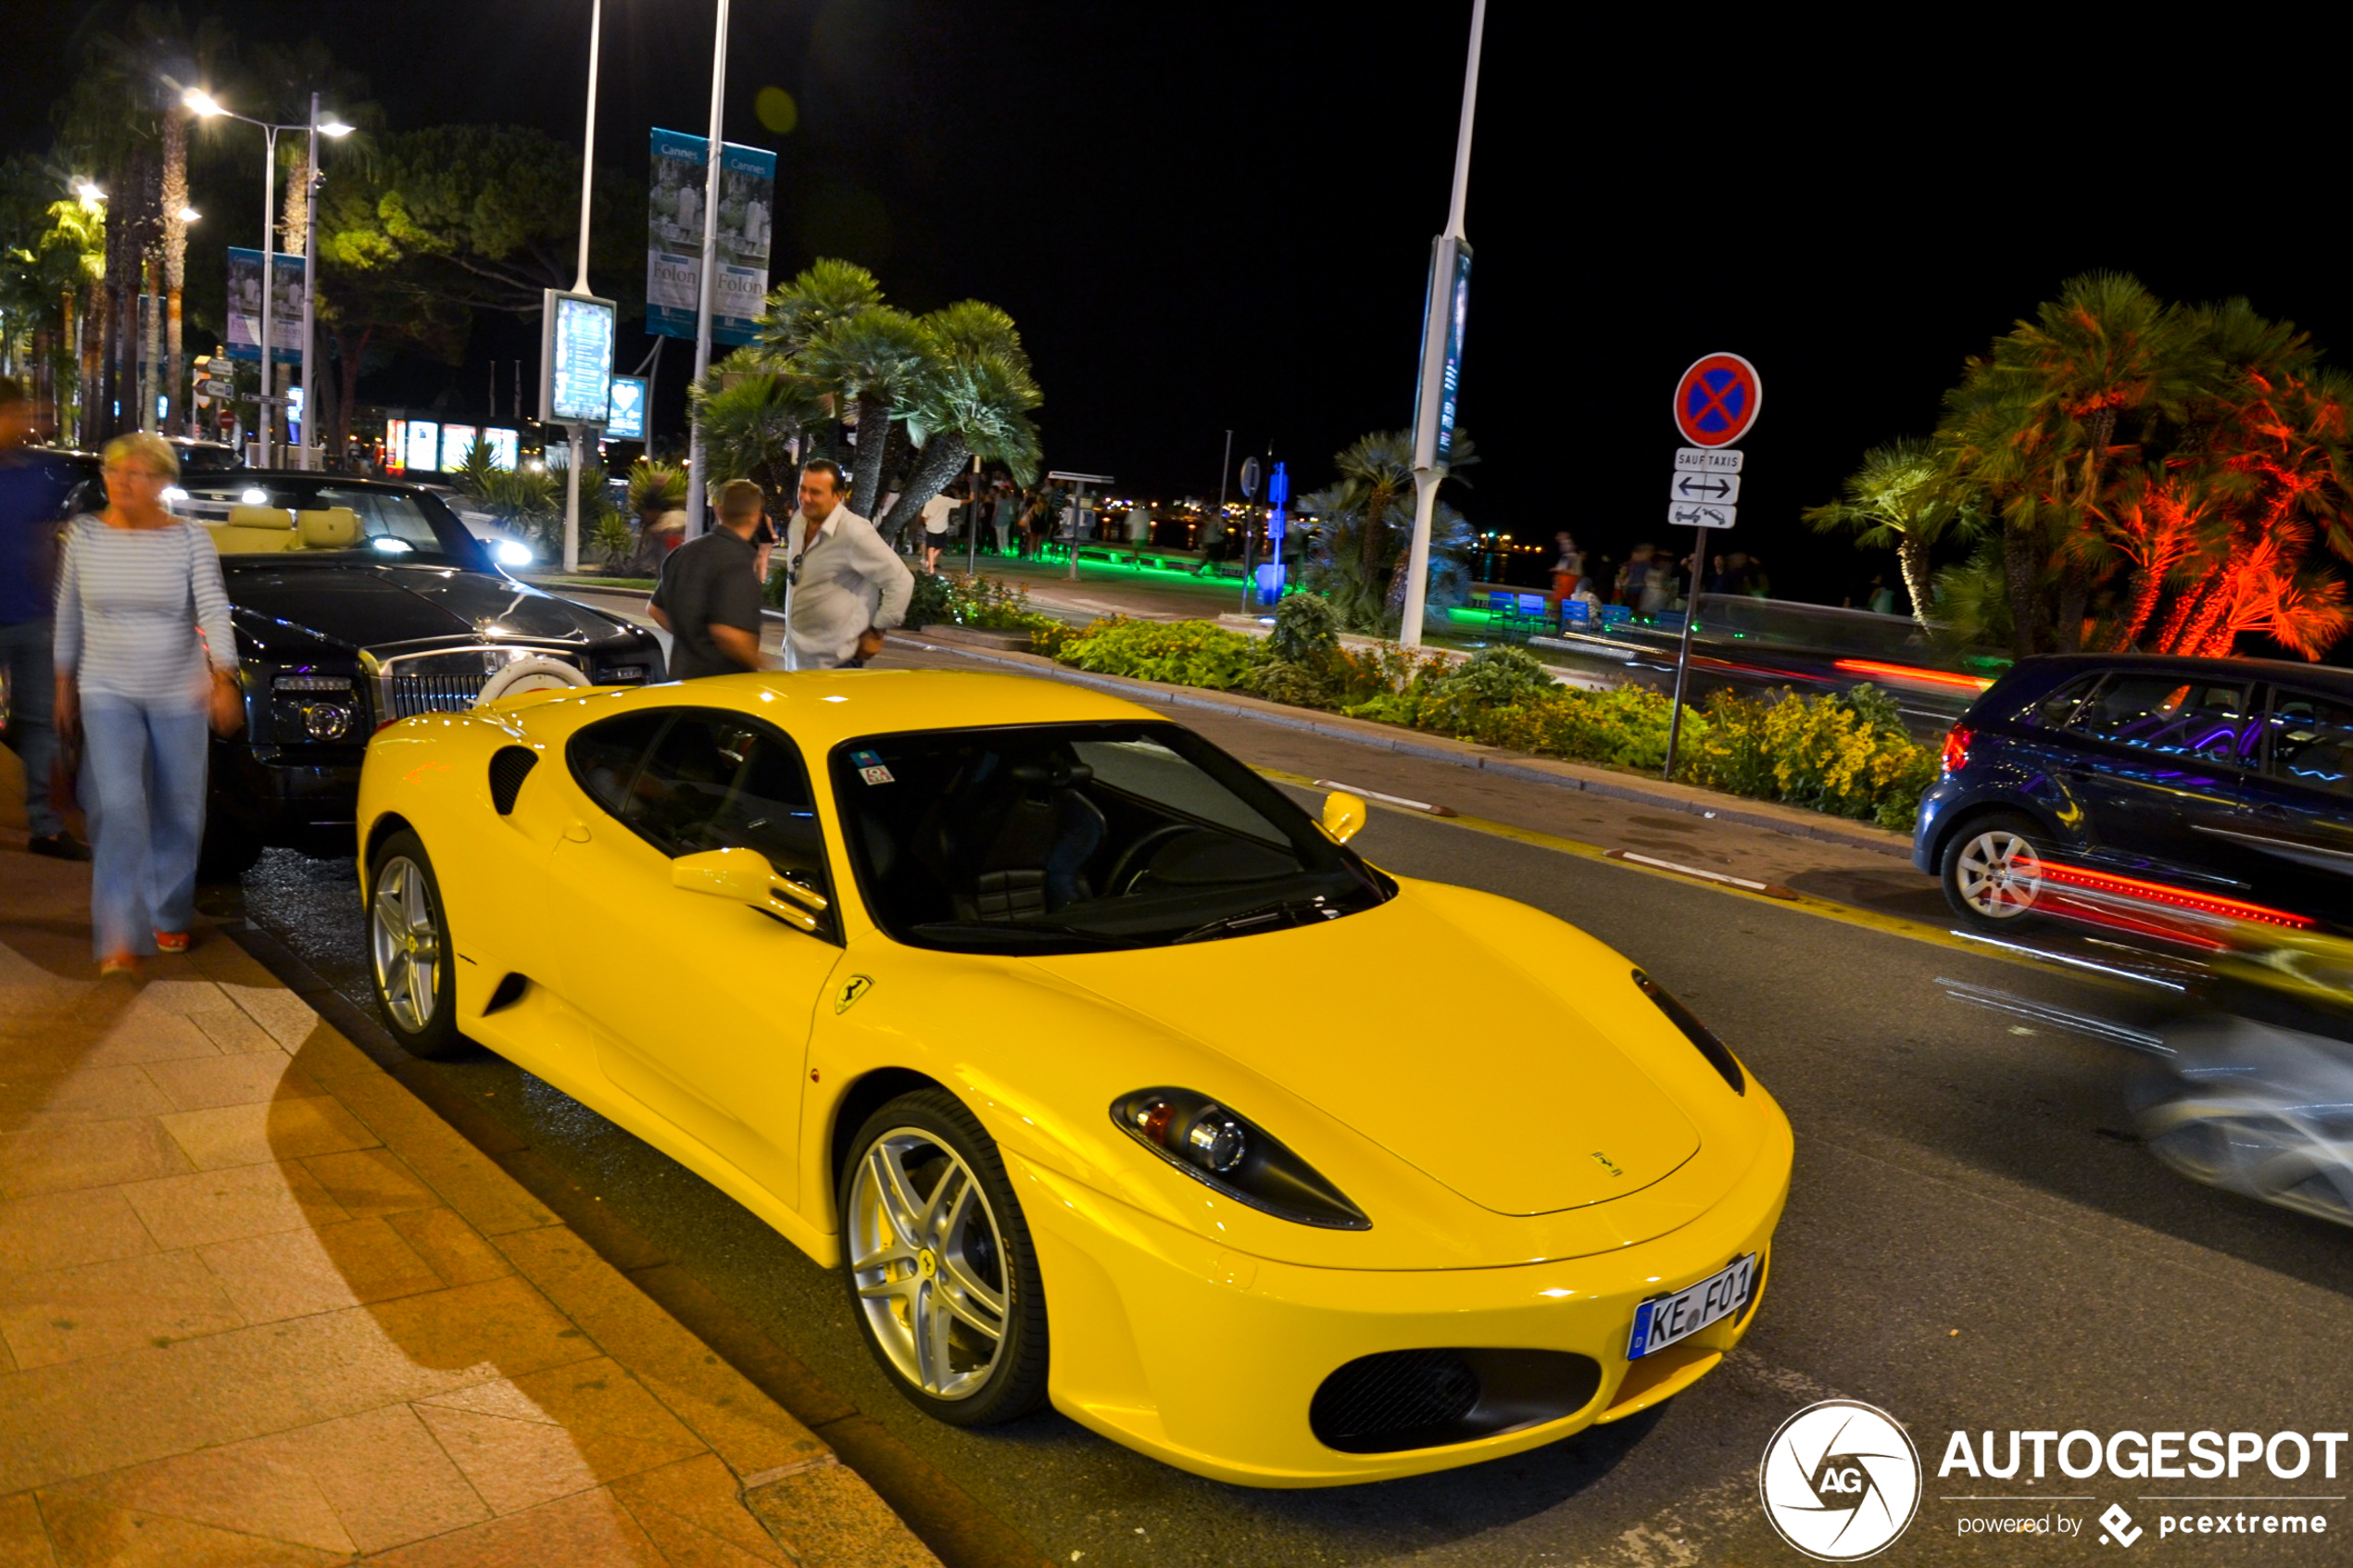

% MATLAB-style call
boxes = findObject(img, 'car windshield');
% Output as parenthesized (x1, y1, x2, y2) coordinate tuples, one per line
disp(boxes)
(172, 478, 484, 567)
(832, 721, 1395, 953)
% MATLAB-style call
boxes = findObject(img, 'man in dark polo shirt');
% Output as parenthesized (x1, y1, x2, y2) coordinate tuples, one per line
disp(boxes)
(648, 478, 766, 679)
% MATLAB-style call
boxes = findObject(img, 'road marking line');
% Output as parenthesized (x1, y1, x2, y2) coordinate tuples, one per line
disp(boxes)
(1309, 778, 1457, 817)
(1605, 849, 1795, 898)
(1253, 765, 2122, 985)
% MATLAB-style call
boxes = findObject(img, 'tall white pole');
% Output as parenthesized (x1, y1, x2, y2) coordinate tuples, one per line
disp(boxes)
(684, 0, 731, 539)
(1397, 0, 1486, 648)
(257, 122, 275, 468)
(561, 0, 603, 574)
(300, 92, 319, 469)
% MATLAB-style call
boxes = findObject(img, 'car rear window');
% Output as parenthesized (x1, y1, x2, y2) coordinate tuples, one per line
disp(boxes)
(2062, 674, 2259, 765)
(2267, 689, 2353, 797)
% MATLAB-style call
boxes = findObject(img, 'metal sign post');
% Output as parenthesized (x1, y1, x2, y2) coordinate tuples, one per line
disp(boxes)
(1236, 455, 1262, 610)
(1661, 353, 1763, 779)
(1048, 470, 1114, 581)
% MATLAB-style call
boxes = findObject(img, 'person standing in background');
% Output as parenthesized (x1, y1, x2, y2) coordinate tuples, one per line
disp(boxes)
(53, 433, 238, 974)
(777, 459, 912, 670)
(919, 482, 960, 573)
(648, 478, 768, 679)
(0, 377, 85, 861)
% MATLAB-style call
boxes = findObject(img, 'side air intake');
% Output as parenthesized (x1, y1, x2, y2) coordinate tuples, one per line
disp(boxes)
(487, 746, 539, 814)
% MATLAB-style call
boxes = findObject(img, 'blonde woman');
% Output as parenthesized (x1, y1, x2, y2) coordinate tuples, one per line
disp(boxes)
(53, 433, 238, 974)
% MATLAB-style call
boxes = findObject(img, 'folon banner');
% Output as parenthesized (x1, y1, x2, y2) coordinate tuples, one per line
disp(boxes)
(224, 246, 303, 363)
(648, 128, 775, 345)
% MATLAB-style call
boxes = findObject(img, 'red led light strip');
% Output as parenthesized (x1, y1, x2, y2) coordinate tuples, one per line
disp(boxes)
(2027, 859, 2315, 930)
(1832, 659, 1995, 694)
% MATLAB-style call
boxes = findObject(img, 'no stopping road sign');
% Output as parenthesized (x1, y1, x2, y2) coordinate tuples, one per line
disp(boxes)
(1671, 352, 1763, 448)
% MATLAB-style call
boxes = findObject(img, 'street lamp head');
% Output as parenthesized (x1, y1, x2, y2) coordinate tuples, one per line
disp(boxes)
(317, 117, 354, 137)
(72, 180, 104, 206)
(182, 88, 224, 117)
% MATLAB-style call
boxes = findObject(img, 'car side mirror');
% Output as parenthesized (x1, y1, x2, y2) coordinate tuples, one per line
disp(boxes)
(673, 847, 827, 935)
(1320, 790, 1366, 845)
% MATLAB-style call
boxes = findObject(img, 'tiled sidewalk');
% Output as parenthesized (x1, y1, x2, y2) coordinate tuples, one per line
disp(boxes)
(0, 809, 936, 1564)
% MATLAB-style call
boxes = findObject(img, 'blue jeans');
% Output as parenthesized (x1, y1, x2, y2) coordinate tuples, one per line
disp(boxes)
(0, 617, 62, 836)
(79, 694, 209, 959)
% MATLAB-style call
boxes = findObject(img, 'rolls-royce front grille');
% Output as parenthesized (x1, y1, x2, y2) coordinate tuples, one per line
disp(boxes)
(377, 649, 582, 721)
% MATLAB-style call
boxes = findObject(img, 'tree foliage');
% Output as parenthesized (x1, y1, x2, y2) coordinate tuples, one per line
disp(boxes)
(1296, 431, 1477, 633)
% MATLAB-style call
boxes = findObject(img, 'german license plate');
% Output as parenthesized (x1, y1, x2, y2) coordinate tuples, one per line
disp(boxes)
(1627, 1253, 1757, 1360)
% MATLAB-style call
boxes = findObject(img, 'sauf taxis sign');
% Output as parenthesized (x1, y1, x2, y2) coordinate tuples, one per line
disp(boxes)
(1759, 1400, 2342, 1558)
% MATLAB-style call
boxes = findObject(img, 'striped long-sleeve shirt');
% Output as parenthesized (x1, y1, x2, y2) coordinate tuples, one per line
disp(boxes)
(54, 515, 238, 706)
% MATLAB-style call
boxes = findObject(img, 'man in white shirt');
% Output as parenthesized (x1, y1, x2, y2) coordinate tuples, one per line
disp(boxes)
(779, 459, 914, 670)
(918, 484, 960, 572)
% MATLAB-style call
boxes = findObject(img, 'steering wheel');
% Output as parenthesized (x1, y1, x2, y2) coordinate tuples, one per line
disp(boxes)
(1105, 824, 1197, 896)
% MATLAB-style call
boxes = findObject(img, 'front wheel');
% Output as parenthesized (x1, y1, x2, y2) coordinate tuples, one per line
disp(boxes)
(1940, 812, 2047, 931)
(366, 830, 466, 1060)
(841, 1089, 1049, 1426)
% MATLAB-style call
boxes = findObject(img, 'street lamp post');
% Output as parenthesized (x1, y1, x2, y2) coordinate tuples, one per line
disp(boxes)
(182, 88, 349, 468)
(684, 0, 733, 540)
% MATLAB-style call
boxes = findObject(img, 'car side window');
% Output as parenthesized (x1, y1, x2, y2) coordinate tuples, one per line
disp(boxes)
(624, 711, 830, 895)
(2266, 689, 2353, 797)
(568, 712, 672, 817)
(2062, 674, 2259, 766)
(2030, 673, 2105, 729)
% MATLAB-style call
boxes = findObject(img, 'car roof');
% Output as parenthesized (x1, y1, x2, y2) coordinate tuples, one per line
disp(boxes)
(523, 669, 1158, 750)
(2013, 651, 2353, 694)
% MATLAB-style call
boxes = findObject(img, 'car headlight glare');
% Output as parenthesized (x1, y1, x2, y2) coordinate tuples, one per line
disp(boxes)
(1112, 1087, 1368, 1229)
(497, 539, 532, 567)
(1631, 968, 1745, 1095)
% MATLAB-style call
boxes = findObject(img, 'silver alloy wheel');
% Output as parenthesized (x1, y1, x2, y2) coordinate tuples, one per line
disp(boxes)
(847, 1127, 1011, 1400)
(1953, 826, 2041, 919)
(2139, 1096, 2353, 1229)
(370, 855, 443, 1033)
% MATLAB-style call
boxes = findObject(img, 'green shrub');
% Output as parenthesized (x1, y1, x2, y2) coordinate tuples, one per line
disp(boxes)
(1053, 618, 1269, 689)
(904, 571, 957, 630)
(1268, 593, 1342, 666)
(1677, 684, 1935, 830)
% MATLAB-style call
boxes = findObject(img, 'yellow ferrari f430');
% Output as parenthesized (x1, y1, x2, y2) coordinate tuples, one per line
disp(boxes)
(354, 670, 1792, 1486)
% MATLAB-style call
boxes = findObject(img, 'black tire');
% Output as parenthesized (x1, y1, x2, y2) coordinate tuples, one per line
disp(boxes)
(195, 818, 265, 882)
(365, 829, 467, 1060)
(1939, 810, 2048, 931)
(840, 1088, 1049, 1427)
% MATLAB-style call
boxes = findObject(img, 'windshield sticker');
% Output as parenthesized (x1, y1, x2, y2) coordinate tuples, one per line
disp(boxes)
(850, 749, 893, 785)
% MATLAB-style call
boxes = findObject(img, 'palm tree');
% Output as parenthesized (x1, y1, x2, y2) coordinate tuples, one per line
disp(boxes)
(1940, 271, 2205, 654)
(1297, 431, 1478, 632)
(1805, 438, 1984, 629)
(797, 305, 933, 512)
(757, 257, 883, 362)
(875, 300, 1042, 540)
(690, 365, 831, 498)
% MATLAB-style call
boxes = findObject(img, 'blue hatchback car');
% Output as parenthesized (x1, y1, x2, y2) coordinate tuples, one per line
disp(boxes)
(1915, 654, 2353, 931)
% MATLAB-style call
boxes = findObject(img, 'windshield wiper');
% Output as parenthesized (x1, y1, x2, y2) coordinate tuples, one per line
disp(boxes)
(909, 921, 1141, 949)
(1170, 898, 1341, 945)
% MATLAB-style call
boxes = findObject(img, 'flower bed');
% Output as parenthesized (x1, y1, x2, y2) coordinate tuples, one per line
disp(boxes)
(1044, 595, 1935, 833)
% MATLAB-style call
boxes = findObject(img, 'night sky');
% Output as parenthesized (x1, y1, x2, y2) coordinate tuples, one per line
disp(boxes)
(9, 4, 2349, 605)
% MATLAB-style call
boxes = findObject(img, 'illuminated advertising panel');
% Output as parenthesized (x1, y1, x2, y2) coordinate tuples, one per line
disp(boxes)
(607, 376, 647, 440)
(439, 423, 480, 471)
(404, 420, 440, 473)
(540, 290, 616, 425)
(484, 428, 520, 470)
(385, 418, 408, 471)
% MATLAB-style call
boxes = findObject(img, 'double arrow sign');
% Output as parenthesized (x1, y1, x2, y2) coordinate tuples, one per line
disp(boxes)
(1667, 446, 1742, 528)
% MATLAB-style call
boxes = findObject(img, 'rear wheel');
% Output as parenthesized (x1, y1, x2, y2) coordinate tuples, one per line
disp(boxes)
(1940, 812, 2046, 930)
(841, 1089, 1049, 1426)
(366, 830, 465, 1060)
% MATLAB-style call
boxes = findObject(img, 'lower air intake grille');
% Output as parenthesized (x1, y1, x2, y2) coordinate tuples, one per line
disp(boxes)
(1309, 1348, 1603, 1454)
(487, 746, 538, 814)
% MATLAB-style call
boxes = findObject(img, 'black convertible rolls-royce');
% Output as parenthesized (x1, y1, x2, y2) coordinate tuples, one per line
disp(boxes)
(133, 470, 663, 875)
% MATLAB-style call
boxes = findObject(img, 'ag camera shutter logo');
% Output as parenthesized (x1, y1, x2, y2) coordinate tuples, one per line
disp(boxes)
(1759, 1399, 1922, 1561)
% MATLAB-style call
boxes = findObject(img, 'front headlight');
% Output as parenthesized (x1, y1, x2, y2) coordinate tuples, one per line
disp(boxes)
(271, 674, 358, 743)
(496, 538, 533, 567)
(1112, 1087, 1370, 1230)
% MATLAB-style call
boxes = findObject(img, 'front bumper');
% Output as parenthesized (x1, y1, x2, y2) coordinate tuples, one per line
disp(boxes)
(211, 739, 365, 850)
(1013, 1103, 1793, 1486)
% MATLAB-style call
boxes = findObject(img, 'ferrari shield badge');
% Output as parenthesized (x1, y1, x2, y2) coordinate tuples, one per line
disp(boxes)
(835, 975, 875, 1014)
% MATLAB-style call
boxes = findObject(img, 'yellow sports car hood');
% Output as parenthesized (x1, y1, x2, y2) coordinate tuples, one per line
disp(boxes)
(1028, 888, 1702, 1216)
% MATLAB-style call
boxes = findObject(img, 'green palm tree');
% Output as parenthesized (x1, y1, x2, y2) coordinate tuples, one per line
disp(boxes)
(1298, 430, 1478, 632)
(798, 305, 933, 514)
(757, 257, 883, 362)
(1804, 438, 1984, 629)
(690, 366, 831, 499)
(875, 300, 1042, 540)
